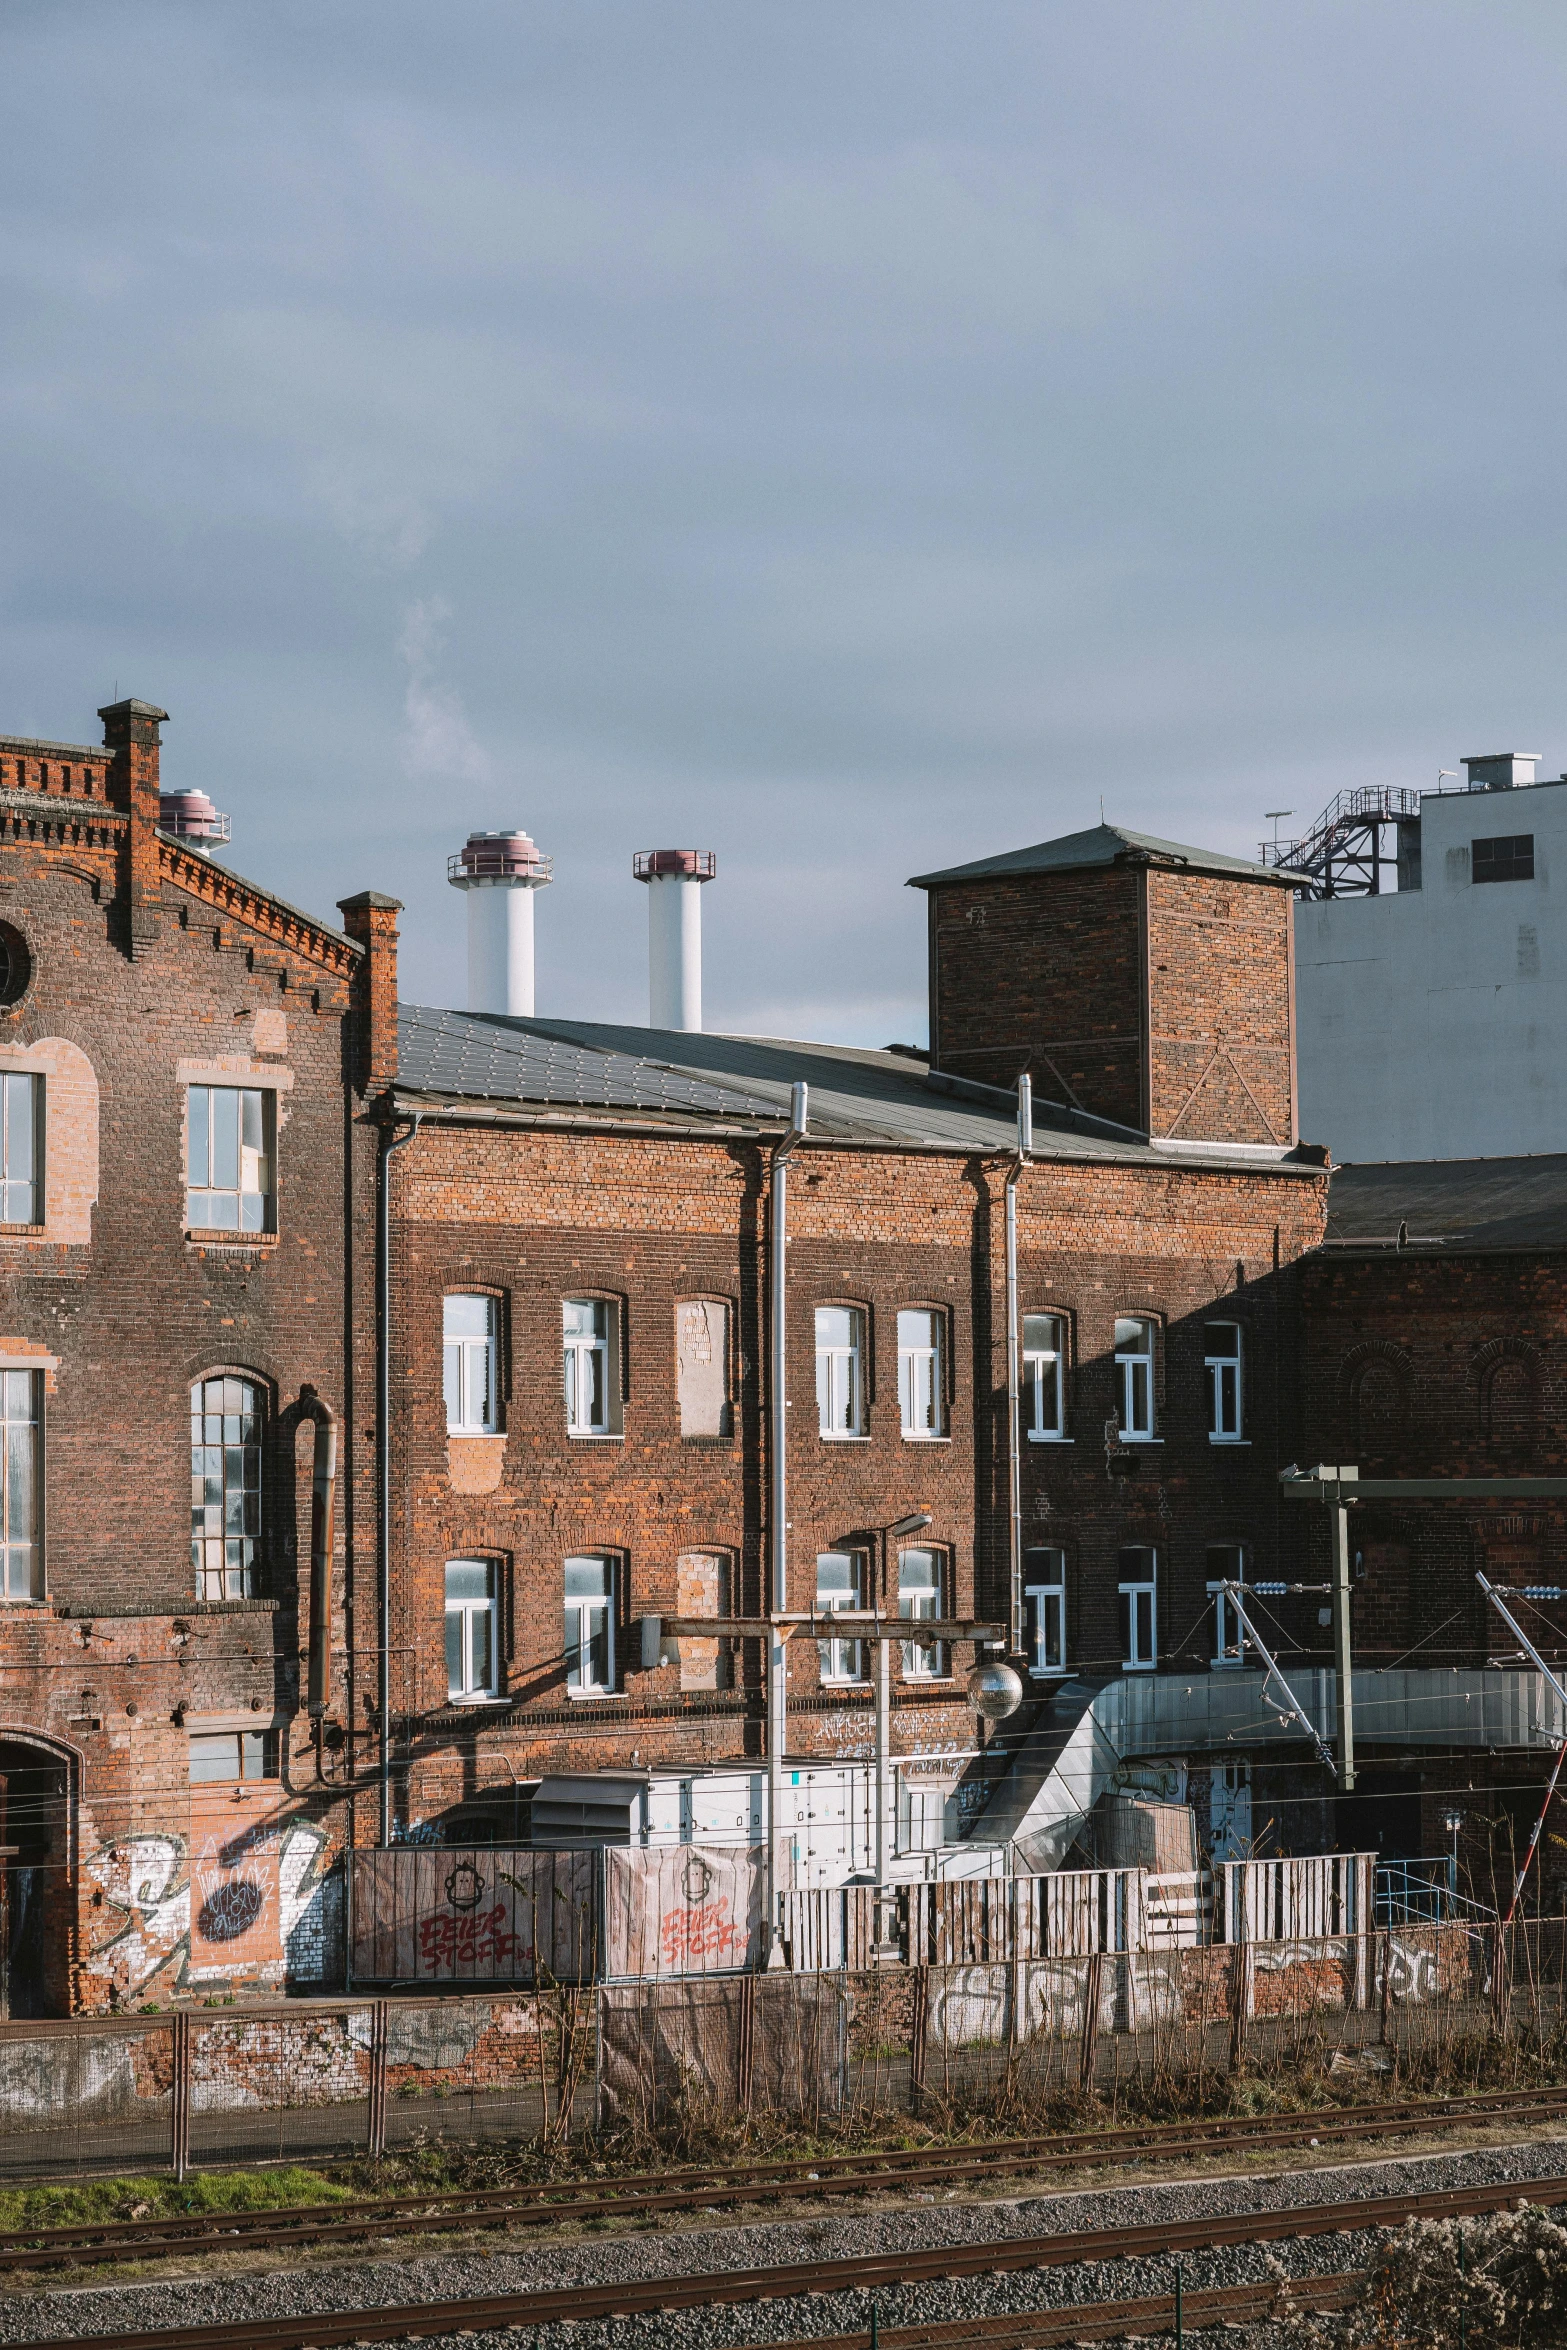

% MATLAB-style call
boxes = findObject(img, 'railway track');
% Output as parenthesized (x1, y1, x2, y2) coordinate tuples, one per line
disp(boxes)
(0, 2080, 1563, 2274)
(17, 2167, 1566, 2350)
(737, 2269, 1368, 2350)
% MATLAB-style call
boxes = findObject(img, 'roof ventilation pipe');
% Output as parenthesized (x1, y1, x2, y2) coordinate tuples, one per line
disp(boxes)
(447, 830, 552, 1017)
(159, 789, 230, 855)
(634, 850, 715, 1031)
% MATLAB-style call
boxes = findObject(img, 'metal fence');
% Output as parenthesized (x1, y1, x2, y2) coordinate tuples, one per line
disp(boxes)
(4, 1916, 1564, 2179)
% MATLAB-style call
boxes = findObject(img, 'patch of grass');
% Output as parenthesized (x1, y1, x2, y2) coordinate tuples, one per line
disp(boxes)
(0, 2166, 357, 2232)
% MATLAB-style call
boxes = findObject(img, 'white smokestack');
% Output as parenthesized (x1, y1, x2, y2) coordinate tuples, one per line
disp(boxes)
(635, 850, 714, 1031)
(447, 829, 552, 1016)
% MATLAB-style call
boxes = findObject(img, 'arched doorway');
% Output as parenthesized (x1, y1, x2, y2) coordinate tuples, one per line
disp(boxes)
(0, 1739, 71, 2018)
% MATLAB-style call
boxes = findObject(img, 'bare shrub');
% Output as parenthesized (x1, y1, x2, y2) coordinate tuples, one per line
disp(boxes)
(1349, 2207, 1567, 2350)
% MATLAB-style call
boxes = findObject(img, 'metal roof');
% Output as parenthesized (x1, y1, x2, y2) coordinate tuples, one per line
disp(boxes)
(396, 1005, 1320, 1174)
(1324, 1155, 1567, 1252)
(908, 821, 1301, 892)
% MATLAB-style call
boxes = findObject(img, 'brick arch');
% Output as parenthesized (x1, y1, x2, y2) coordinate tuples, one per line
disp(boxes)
(1339, 1340, 1412, 1457)
(1474, 1337, 1543, 1443)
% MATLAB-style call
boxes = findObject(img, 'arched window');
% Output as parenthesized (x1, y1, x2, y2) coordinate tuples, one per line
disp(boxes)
(1352, 1356, 1405, 1453)
(190, 1375, 265, 1600)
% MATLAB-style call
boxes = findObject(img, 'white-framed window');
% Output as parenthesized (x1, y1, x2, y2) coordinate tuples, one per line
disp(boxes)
(445, 1558, 501, 1701)
(1114, 1316, 1157, 1440)
(1206, 1321, 1244, 1441)
(0, 1370, 39, 1600)
(1024, 1547, 1067, 1675)
(898, 1547, 946, 1677)
(676, 1298, 730, 1437)
(1207, 1543, 1247, 1667)
(563, 1298, 620, 1435)
(0, 1074, 41, 1226)
(187, 1084, 273, 1234)
(564, 1555, 615, 1694)
(816, 1306, 865, 1437)
(897, 1308, 944, 1438)
(444, 1295, 498, 1433)
(190, 1374, 263, 1600)
(188, 1729, 276, 1783)
(1118, 1546, 1158, 1670)
(815, 1550, 866, 1682)
(1023, 1313, 1066, 1440)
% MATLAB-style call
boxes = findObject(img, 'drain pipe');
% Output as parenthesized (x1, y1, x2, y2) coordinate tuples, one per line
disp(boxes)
(1005, 1076, 1032, 1657)
(767, 1081, 809, 1958)
(378, 1111, 422, 1847)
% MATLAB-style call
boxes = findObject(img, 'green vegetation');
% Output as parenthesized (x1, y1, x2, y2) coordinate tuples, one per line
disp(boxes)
(0, 2166, 357, 2232)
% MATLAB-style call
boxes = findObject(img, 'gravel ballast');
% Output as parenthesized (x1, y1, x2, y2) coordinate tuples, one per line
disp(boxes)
(5, 2138, 1564, 2350)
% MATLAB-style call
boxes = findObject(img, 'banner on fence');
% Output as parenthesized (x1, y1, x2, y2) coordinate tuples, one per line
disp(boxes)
(604, 1844, 764, 1977)
(349, 1848, 597, 1984)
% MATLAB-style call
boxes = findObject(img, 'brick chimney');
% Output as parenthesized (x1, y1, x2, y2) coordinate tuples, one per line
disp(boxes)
(338, 890, 402, 1095)
(99, 698, 168, 958)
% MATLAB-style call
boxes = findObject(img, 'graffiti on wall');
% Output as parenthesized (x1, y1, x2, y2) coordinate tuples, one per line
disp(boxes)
(83, 1808, 335, 2004)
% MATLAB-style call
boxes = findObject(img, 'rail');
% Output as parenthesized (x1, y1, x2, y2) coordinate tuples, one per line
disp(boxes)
(16, 2169, 1567, 2350)
(3, 2084, 1565, 2273)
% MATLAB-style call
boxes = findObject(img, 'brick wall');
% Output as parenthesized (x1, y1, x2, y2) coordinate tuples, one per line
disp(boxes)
(0, 701, 384, 2012)
(925, 859, 1297, 1146)
(386, 1112, 1328, 1841)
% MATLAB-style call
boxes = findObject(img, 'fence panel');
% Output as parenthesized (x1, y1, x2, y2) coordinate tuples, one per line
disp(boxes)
(604, 1846, 764, 1977)
(0, 2018, 174, 2178)
(350, 1848, 598, 1985)
(187, 2006, 372, 2168)
(1223, 1854, 1375, 1942)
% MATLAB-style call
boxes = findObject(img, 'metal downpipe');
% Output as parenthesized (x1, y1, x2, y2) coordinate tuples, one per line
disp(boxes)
(767, 1082, 808, 1956)
(1005, 1077, 1031, 1657)
(378, 1112, 422, 1847)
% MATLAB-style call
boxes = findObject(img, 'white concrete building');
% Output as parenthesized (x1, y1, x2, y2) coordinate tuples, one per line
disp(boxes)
(1294, 756, 1567, 1163)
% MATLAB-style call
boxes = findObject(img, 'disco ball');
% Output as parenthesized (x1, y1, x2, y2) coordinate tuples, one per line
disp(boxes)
(967, 1658, 1024, 1721)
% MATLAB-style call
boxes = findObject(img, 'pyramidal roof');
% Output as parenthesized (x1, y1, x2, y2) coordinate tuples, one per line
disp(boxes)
(907, 821, 1299, 891)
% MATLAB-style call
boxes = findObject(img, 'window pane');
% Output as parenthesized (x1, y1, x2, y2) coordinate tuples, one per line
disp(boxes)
(238, 1730, 269, 1778)
(471, 1606, 493, 1692)
(188, 1734, 237, 1783)
(898, 1549, 939, 1597)
(1115, 1317, 1150, 1355)
(816, 1553, 859, 1601)
(445, 1609, 463, 1693)
(1205, 1323, 1240, 1361)
(240, 1089, 264, 1155)
(564, 1555, 611, 1598)
(469, 1340, 492, 1428)
(897, 1308, 935, 1349)
(815, 1305, 856, 1350)
(1023, 1313, 1059, 1356)
(445, 1559, 494, 1601)
(445, 1295, 493, 1339)
(212, 1090, 240, 1190)
(443, 1342, 462, 1428)
(586, 1602, 610, 1688)
(563, 1298, 601, 1339)
(189, 1087, 209, 1187)
(4, 1075, 34, 1183)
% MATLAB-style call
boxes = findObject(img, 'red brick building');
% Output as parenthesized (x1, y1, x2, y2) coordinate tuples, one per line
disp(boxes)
(378, 824, 1330, 1904)
(1303, 1156, 1567, 1903)
(14, 698, 1552, 2007)
(0, 697, 387, 2013)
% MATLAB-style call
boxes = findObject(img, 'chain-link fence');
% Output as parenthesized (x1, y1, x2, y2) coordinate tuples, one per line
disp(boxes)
(0, 1919, 1561, 2179)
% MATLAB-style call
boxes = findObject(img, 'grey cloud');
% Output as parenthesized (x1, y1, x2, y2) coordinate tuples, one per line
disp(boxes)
(4, 0, 1567, 1041)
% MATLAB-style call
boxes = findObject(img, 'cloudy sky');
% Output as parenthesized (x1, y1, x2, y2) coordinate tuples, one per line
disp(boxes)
(4, 1, 1567, 1041)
